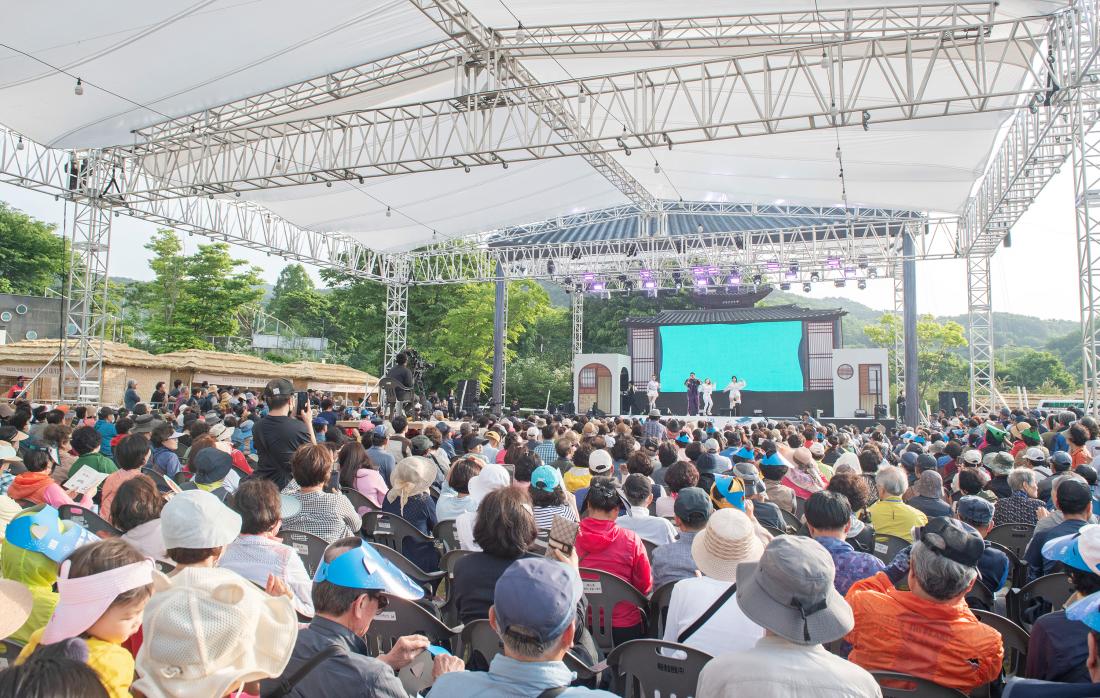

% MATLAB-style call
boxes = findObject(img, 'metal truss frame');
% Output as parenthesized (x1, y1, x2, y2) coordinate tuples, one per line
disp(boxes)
(893, 263, 905, 410)
(383, 281, 409, 378)
(111, 11, 1067, 200)
(572, 291, 584, 359)
(967, 254, 995, 414)
(1074, 84, 1100, 412)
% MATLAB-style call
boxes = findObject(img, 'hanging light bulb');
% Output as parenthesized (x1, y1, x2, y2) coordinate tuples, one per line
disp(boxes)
(74, 78, 84, 95)
(653, 162, 660, 174)
(386, 207, 392, 218)
(16, 136, 23, 151)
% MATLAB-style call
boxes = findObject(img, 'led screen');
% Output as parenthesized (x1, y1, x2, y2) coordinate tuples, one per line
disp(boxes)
(658, 321, 804, 392)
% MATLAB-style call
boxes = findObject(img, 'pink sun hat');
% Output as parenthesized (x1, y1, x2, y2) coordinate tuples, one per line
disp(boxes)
(40, 558, 154, 645)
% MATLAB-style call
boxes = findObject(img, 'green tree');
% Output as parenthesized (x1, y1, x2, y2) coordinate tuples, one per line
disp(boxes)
(998, 349, 1078, 391)
(864, 313, 969, 402)
(176, 242, 265, 342)
(267, 264, 316, 328)
(0, 202, 66, 294)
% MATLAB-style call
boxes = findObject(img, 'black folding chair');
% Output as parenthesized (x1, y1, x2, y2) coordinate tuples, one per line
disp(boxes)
(986, 523, 1035, 561)
(437, 549, 474, 625)
(605, 639, 713, 698)
(647, 580, 678, 639)
(579, 568, 650, 654)
(987, 541, 1028, 589)
(972, 609, 1029, 677)
(872, 534, 911, 565)
(369, 542, 445, 596)
(362, 511, 439, 570)
(871, 671, 968, 697)
(342, 487, 380, 520)
(140, 466, 175, 493)
(965, 580, 995, 612)
(641, 538, 658, 561)
(432, 519, 459, 554)
(780, 508, 802, 533)
(761, 524, 787, 538)
(363, 596, 462, 656)
(457, 618, 502, 670)
(1007, 572, 1072, 631)
(56, 504, 121, 538)
(276, 529, 330, 577)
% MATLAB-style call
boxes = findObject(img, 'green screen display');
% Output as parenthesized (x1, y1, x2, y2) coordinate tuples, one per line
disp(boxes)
(658, 321, 804, 392)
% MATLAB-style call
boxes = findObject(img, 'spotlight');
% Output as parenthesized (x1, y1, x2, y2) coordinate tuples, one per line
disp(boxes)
(358, 176, 364, 184)
(16, 136, 23, 151)
(589, 281, 606, 292)
(326, 181, 332, 187)
(834, 279, 846, 288)
(867, 268, 878, 278)
(562, 276, 572, 286)
(694, 277, 708, 288)
(858, 256, 869, 269)
(727, 272, 741, 286)
(803, 282, 812, 292)
(547, 259, 556, 275)
(857, 279, 867, 290)
(502, 162, 509, 169)
(697, 224, 704, 234)
(765, 260, 781, 272)
(642, 279, 658, 290)
(235, 192, 241, 197)
(578, 86, 587, 104)
(74, 78, 84, 96)
(623, 146, 631, 156)
(464, 166, 471, 173)
(752, 274, 763, 284)
(662, 133, 673, 150)
(861, 110, 871, 131)
(779, 282, 791, 291)
(623, 280, 635, 291)
(810, 271, 821, 282)
(843, 266, 857, 278)
(825, 255, 842, 269)
(784, 266, 798, 280)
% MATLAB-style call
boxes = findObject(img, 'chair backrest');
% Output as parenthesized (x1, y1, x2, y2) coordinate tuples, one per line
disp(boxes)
(369, 543, 445, 595)
(56, 504, 121, 538)
(964, 580, 995, 612)
(761, 524, 787, 538)
(276, 529, 330, 577)
(780, 508, 801, 533)
(605, 639, 713, 698)
(342, 487, 381, 519)
(871, 671, 968, 697)
(987, 541, 1027, 589)
(457, 618, 503, 669)
(972, 609, 1029, 677)
(140, 466, 174, 492)
(363, 511, 435, 553)
(1008, 572, 1072, 630)
(437, 549, 475, 625)
(432, 519, 459, 554)
(986, 523, 1036, 560)
(364, 596, 462, 656)
(872, 534, 911, 564)
(641, 538, 658, 561)
(153, 559, 176, 574)
(579, 567, 650, 654)
(647, 580, 678, 639)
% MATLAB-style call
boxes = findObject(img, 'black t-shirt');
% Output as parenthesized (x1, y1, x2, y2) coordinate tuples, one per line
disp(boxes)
(385, 365, 414, 390)
(452, 552, 531, 624)
(253, 414, 312, 490)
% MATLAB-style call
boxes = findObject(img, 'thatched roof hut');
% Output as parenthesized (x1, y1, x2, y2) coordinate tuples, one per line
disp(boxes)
(160, 349, 283, 390)
(284, 361, 378, 397)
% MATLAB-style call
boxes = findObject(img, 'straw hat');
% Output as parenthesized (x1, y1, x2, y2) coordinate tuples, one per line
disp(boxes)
(691, 508, 765, 582)
(386, 456, 436, 511)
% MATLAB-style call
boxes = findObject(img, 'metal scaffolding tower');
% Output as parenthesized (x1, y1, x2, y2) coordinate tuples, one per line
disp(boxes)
(1074, 86, 1100, 411)
(572, 291, 584, 358)
(383, 282, 408, 376)
(967, 254, 995, 414)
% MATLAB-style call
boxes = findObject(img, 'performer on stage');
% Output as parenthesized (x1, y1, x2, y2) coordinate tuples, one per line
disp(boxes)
(646, 374, 660, 412)
(724, 375, 746, 416)
(684, 372, 701, 416)
(701, 378, 715, 416)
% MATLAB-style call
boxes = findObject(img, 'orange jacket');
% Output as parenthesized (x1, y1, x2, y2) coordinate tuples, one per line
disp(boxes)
(845, 572, 1003, 692)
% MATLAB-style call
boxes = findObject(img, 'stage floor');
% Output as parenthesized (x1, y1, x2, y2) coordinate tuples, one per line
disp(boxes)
(617, 414, 897, 430)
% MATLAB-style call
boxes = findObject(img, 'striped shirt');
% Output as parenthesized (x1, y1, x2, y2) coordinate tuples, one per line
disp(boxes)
(533, 504, 577, 532)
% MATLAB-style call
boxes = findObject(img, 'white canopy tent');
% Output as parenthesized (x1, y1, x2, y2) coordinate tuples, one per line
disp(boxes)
(0, 0, 1097, 417)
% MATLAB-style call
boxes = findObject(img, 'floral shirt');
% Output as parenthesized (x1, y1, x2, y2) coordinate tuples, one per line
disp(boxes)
(814, 535, 886, 595)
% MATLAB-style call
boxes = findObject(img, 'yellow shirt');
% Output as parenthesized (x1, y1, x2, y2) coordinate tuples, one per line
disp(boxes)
(17, 627, 135, 698)
(563, 467, 591, 493)
(867, 496, 928, 542)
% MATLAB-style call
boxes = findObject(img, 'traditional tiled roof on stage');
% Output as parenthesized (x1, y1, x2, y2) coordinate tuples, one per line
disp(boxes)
(622, 305, 846, 327)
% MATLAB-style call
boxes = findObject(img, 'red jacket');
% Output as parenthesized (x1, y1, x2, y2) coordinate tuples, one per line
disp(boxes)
(575, 517, 652, 628)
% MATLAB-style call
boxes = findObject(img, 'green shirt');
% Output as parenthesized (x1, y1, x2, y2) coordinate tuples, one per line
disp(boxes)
(72, 451, 117, 475)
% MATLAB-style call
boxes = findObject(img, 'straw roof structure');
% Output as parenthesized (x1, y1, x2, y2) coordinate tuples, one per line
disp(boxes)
(283, 361, 378, 386)
(0, 339, 169, 369)
(159, 349, 282, 375)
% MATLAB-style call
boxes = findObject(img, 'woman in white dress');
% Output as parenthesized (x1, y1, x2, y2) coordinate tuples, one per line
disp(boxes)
(646, 374, 660, 412)
(724, 375, 746, 416)
(701, 378, 715, 416)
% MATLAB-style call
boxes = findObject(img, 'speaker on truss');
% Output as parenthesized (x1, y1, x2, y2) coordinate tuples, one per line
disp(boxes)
(456, 380, 480, 413)
(938, 391, 969, 415)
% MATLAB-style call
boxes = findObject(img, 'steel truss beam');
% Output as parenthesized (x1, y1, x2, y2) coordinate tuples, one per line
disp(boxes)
(133, 3, 995, 148)
(1074, 84, 1100, 413)
(113, 12, 1067, 200)
(572, 291, 584, 358)
(384, 281, 409, 377)
(967, 254, 995, 414)
(893, 263, 905, 411)
(961, 1, 1100, 254)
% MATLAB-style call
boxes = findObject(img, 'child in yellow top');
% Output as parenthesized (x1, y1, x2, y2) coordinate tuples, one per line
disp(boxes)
(17, 538, 155, 698)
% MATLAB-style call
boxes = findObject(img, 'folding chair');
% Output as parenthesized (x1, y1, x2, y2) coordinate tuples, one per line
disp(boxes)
(872, 533, 911, 565)
(153, 559, 176, 575)
(761, 524, 787, 538)
(369, 543, 445, 596)
(641, 538, 658, 561)
(457, 618, 502, 670)
(972, 609, 1029, 677)
(647, 580, 678, 639)
(964, 580, 995, 612)
(56, 504, 121, 538)
(140, 467, 175, 493)
(780, 508, 802, 533)
(605, 639, 713, 698)
(986, 523, 1035, 561)
(437, 549, 474, 625)
(1006, 572, 1072, 630)
(276, 529, 330, 578)
(987, 541, 1028, 589)
(432, 519, 458, 554)
(871, 671, 968, 697)
(579, 568, 650, 654)
(362, 511, 439, 570)
(364, 596, 462, 656)
(342, 487, 380, 520)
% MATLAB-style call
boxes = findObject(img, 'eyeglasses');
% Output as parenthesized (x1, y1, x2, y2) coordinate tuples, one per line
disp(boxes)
(371, 593, 389, 610)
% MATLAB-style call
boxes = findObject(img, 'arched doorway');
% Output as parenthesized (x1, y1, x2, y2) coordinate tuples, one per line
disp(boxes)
(578, 363, 613, 414)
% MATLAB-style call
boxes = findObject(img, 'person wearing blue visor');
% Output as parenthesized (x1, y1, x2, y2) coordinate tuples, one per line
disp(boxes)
(263, 537, 464, 696)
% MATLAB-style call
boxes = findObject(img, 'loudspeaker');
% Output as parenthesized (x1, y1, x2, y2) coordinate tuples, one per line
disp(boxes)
(874, 404, 888, 420)
(562, 401, 577, 415)
(938, 391, 968, 414)
(619, 367, 630, 393)
(854, 408, 868, 418)
(456, 380, 480, 412)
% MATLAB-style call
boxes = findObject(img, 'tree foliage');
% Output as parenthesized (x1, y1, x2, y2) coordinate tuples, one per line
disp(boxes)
(998, 348, 1077, 392)
(864, 313, 969, 402)
(0, 202, 66, 295)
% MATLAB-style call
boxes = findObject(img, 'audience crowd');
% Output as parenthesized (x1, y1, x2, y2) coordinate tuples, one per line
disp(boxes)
(1, 380, 1100, 696)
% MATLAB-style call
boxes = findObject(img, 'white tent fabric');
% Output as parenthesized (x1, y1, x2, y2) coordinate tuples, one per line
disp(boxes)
(0, 1, 1073, 251)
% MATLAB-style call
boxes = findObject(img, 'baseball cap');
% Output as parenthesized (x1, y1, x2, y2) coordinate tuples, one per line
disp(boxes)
(410, 435, 433, 455)
(435, 421, 451, 435)
(916, 517, 984, 567)
(526, 426, 540, 440)
(161, 490, 242, 549)
(961, 449, 982, 465)
(530, 465, 564, 493)
(1043, 524, 1100, 574)
(956, 495, 995, 526)
(588, 449, 614, 475)
(916, 453, 938, 472)
(314, 541, 424, 600)
(704, 438, 720, 453)
(263, 378, 295, 399)
(494, 558, 583, 644)
(675, 433, 691, 445)
(1025, 447, 1048, 463)
(900, 452, 918, 469)
(0, 426, 26, 443)
(1052, 451, 1073, 469)
(484, 430, 501, 444)
(673, 487, 713, 525)
(733, 462, 766, 496)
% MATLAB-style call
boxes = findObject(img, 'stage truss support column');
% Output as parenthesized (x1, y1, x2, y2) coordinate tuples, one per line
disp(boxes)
(383, 282, 408, 377)
(1074, 85, 1100, 414)
(571, 291, 584, 358)
(892, 262, 905, 415)
(60, 192, 113, 404)
(967, 253, 995, 415)
(491, 260, 508, 415)
(902, 226, 919, 425)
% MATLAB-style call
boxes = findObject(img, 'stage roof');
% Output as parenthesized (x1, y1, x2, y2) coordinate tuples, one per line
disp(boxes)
(622, 304, 847, 327)
(0, 1, 1069, 253)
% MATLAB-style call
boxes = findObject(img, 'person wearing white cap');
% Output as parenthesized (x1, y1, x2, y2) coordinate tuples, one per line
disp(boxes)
(662, 508, 765, 654)
(455, 462, 512, 551)
(696, 536, 879, 698)
(161, 489, 243, 572)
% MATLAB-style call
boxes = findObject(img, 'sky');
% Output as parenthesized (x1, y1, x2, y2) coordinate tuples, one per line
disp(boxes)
(0, 164, 1083, 322)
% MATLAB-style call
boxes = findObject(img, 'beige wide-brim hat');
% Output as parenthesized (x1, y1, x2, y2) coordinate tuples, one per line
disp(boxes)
(133, 568, 297, 698)
(0, 579, 33, 641)
(691, 508, 765, 582)
(386, 456, 437, 509)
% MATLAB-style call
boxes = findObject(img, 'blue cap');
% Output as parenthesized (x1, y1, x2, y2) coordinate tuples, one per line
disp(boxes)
(1042, 524, 1100, 574)
(956, 496, 994, 526)
(1067, 589, 1100, 632)
(901, 452, 919, 469)
(712, 475, 746, 510)
(314, 542, 424, 600)
(373, 425, 387, 436)
(530, 465, 563, 493)
(5, 506, 96, 563)
(733, 446, 755, 461)
(675, 433, 691, 445)
(312, 419, 328, 429)
(760, 451, 790, 468)
(494, 558, 582, 643)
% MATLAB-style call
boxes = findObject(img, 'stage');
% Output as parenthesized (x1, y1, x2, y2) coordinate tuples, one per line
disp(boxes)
(613, 414, 898, 431)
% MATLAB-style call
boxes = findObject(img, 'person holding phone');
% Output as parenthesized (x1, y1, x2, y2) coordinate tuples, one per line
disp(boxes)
(252, 378, 317, 490)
